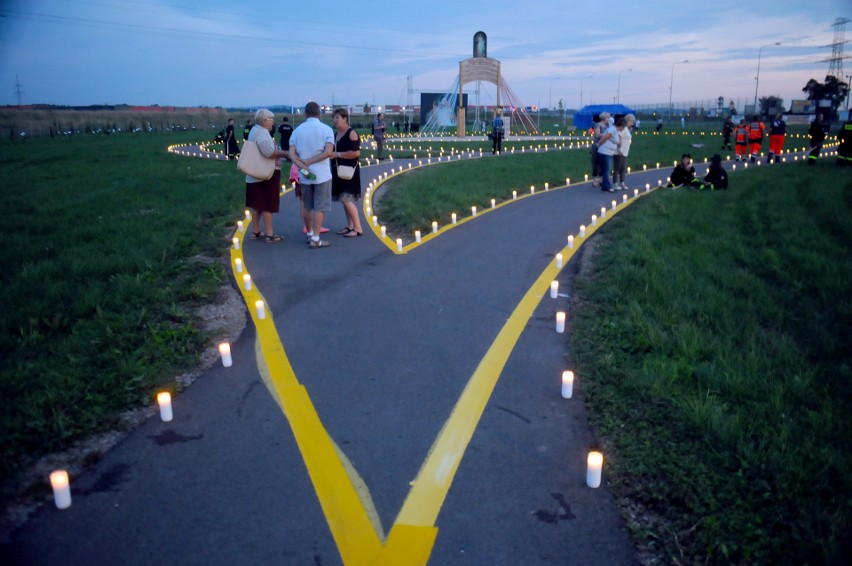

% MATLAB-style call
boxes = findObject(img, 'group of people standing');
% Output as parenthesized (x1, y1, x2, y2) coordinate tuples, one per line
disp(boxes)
(242, 102, 363, 248)
(723, 114, 786, 164)
(590, 112, 637, 192)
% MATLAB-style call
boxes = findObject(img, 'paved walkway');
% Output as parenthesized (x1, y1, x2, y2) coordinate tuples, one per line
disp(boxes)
(3, 144, 747, 565)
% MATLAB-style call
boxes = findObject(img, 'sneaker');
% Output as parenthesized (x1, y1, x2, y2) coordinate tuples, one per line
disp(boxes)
(308, 239, 331, 249)
(592, 179, 601, 187)
(621, 182, 629, 190)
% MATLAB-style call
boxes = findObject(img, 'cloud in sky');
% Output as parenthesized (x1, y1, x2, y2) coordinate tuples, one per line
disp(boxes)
(0, 0, 849, 109)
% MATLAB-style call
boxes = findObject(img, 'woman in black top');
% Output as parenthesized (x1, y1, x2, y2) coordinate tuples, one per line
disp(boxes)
(331, 108, 363, 237)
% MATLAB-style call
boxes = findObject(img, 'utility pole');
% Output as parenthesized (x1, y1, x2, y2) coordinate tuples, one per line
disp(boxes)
(13, 75, 24, 106)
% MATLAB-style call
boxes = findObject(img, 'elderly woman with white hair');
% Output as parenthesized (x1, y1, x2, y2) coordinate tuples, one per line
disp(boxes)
(245, 108, 289, 242)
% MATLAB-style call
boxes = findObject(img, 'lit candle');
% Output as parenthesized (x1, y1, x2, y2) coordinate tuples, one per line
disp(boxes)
(381, 226, 387, 238)
(372, 215, 378, 226)
(568, 235, 574, 248)
(600, 207, 606, 218)
(585, 174, 588, 181)
(218, 343, 232, 367)
(157, 392, 173, 422)
(244, 210, 251, 220)
(255, 300, 266, 320)
(556, 311, 566, 333)
(561, 370, 574, 399)
(556, 253, 563, 268)
(491, 198, 496, 208)
(237, 221, 244, 232)
(512, 190, 517, 200)
(643, 164, 647, 171)
(591, 214, 597, 226)
(612, 200, 617, 211)
(243, 274, 251, 290)
(545, 182, 549, 190)
(396, 238, 403, 252)
(415, 230, 421, 243)
(586, 451, 603, 488)
(232, 237, 240, 250)
(634, 189, 639, 198)
(235, 258, 243, 273)
(50, 470, 72, 509)
(566, 177, 570, 185)
(657, 179, 662, 186)
(580, 225, 586, 238)
(471, 206, 477, 217)
(530, 185, 535, 194)
(451, 213, 457, 224)
(432, 221, 438, 233)
(550, 281, 559, 299)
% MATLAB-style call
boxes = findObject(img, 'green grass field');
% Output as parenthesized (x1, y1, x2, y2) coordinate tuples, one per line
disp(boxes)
(1, 128, 848, 563)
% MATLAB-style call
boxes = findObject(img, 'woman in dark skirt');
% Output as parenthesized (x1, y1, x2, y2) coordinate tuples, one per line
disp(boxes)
(245, 109, 288, 242)
(330, 108, 363, 237)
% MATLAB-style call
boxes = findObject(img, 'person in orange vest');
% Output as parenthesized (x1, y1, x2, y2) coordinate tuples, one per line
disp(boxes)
(734, 119, 749, 161)
(768, 113, 786, 163)
(746, 114, 766, 163)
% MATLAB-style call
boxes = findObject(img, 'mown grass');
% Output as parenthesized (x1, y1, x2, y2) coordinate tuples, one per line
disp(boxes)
(569, 163, 852, 563)
(0, 132, 244, 486)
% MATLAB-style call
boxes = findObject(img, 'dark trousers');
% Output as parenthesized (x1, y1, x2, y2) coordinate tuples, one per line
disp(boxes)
(492, 133, 503, 154)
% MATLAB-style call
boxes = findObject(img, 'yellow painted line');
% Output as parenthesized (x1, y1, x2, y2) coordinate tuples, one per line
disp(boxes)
(228, 185, 659, 564)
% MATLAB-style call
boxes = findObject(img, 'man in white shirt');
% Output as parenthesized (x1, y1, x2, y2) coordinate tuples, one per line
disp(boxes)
(289, 101, 335, 248)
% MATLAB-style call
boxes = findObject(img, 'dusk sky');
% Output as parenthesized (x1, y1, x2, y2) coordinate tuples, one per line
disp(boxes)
(1, 0, 850, 111)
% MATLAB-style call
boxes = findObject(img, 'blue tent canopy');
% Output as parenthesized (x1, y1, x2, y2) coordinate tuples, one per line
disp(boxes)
(574, 104, 637, 130)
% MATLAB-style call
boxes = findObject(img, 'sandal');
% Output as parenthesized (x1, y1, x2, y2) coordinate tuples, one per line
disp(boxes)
(251, 232, 261, 240)
(336, 227, 354, 235)
(263, 234, 284, 243)
(343, 230, 362, 238)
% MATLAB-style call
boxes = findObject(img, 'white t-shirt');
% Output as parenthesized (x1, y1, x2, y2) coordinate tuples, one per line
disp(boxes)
(618, 127, 632, 156)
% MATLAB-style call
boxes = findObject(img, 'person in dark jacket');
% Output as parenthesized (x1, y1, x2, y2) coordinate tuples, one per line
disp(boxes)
(721, 116, 734, 150)
(701, 154, 728, 190)
(667, 154, 700, 188)
(224, 118, 239, 160)
(808, 113, 827, 165)
(242, 119, 252, 141)
(277, 117, 293, 152)
(768, 113, 786, 163)
(837, 118, 852, 167)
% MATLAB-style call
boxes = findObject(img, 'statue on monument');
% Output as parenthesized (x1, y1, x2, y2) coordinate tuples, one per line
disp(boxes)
(473, 31, 487, 58)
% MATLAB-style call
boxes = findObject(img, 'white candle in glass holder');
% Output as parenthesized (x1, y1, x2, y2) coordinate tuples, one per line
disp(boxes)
(634, 189, 639, 198)
(512, 190, 517, 200)
(623, 194, 627, 203)
(566, 177, 570, 185)
(234, 258, 243, 273)
(243, 274, 251, 290)
(232, 237, 240, 250)
(244, 210, 251, 220)
(580, 225, 586, 238)
(380, 226, 387, 238)
(600, 207, 606, 218)
(432, 221, 438, 233)
(255, 300, 266, 319)
(556, 253, 563, 268)
(50, 470, 72, 509)
(556, 311, 566, 333)
(157, 392, 173, 422)
(372, 215, 378, 226)
(415, 230, 421, 243)
(237, 221, 243, 232)
(545, 182, 549, 190)
(561, 370, 574, 399)
(451, 213, 457, 224)
(612, 200, 617, 211)
(491, 198, 496, 209)
(218, 343, 232, 367)
(396, 239, 403, 252)
(568, 235, 574, 248)
(471, 206, 477, 217)
(587, 451, 603, 488)
(591, 214, 597, 226)
(530, 185, 535, 194)
(550, 281, 559, 299)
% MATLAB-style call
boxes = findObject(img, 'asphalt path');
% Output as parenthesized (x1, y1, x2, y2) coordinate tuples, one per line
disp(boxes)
(3, 145, 738, 565)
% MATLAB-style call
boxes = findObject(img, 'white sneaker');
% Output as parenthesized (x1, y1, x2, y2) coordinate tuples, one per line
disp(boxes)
(621, 182, 629, 190)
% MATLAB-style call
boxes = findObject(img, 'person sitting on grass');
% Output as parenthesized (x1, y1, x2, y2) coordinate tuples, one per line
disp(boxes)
(666, 153, 701, 188)
(700, 154, 728, 190)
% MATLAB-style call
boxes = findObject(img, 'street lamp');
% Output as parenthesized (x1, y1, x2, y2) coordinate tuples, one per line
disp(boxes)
(579, 75, 593, 108)
(754, 42, 781, 115)
(549, 77, 560, 110)
(668, 60, 688, 124)
(617, 69, 632, 104)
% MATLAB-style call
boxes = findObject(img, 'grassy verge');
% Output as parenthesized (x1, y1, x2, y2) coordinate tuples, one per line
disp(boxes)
(569, 163, 852, 563)
(0, 132, 244, 485)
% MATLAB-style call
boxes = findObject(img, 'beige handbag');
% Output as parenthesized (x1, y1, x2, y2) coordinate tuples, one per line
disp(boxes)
(237, 140, 275, 180)
(337, 163, 356, 180)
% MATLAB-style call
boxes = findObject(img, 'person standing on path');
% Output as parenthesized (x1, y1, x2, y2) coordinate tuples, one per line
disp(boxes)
(245, 109, 288, 242)
(277, 117, 294, 156)
(808, 113, 827, 166)
(373, 112, 387, 161)
(491, 108, 505, 154)
(590, 112, 609, 187)
(596, 114, 619, 192)
(330, 108, 363, 237)
(242, 119, 252, 141)
(613, 115, 634, 191)
(289, 101, 335, 248)
(768, 113, 786, 163)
